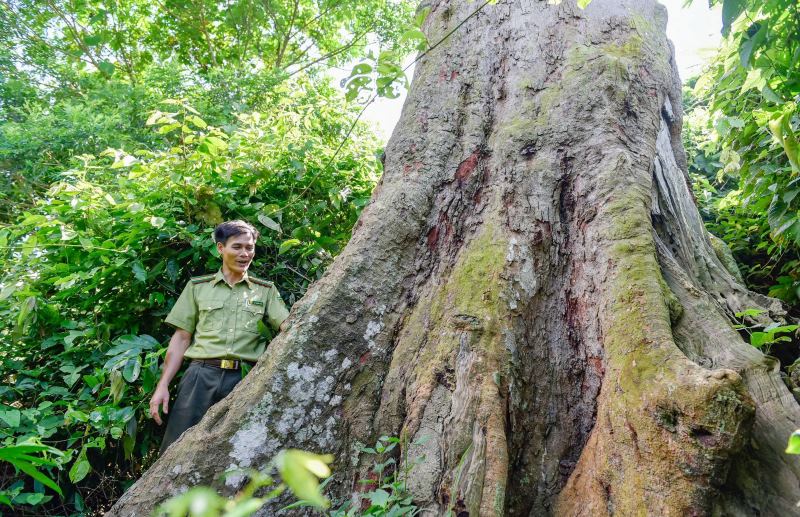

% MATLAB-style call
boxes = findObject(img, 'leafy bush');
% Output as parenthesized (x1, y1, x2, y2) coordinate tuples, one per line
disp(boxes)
(156, 449, 334, 517)
(685, 0, 800, 304)
(0, 77, 381, 515)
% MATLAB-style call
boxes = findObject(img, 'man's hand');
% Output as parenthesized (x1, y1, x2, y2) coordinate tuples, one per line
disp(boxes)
(149, 385, 170, 425)
(149, 329, 191, 425)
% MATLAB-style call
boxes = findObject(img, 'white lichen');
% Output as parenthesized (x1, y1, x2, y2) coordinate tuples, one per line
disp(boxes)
(229, 419, 268, 467)
(506, 237, 518, 262)
(363, 320, 383, 349)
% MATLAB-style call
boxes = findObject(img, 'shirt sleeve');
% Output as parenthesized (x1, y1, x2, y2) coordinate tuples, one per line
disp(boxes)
(165, 282, 198, 333)
(266, 286, 290, 330)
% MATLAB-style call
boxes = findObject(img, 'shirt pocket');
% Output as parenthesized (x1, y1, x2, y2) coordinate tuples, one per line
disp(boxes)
(198, 299, 225, 332)
(241, 303, 265, 334)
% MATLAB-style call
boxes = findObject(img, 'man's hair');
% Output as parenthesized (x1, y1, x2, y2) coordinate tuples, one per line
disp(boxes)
(214, 220, 259, 244)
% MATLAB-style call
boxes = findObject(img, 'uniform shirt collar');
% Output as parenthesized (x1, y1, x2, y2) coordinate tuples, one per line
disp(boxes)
(212, 269, 254, 289)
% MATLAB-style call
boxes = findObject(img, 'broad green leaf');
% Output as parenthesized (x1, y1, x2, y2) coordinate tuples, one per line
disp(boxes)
(187, 115, 207, 129)
(721, 0, 746, 36)
(110, 370, 125, 403)
(83, 34, 102, 46)
(577, 0, 592, 8)
(131, 261, 147, 282)
(158, 123, 181, 134)
(349, 63, 373, 77)
(223, 499, 265, 517)
(69, 448, 91, 483)
(96, 60, 115, 76)
(206, 136, 228, 150)
(787, 430, 800, 454)
(740, 68, 766, 94)
(368, 489, 390, 507)
(275, 450, 333, 509)
(14, 461, 62, 496)
(279, 239, 301, 254)
(749, 331, 768, 348)
(122, 357, 141, 383)
(145, 111, 163, 126)
(258, 214, 282, 232)
(0, 409, 20, 427)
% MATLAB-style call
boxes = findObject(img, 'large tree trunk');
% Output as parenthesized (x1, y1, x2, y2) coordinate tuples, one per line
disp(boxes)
(110, 0, 800, 515)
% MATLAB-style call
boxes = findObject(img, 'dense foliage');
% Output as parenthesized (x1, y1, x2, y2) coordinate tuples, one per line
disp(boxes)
(0, 81, 382, 514)
(0, 0, 416, 214)
(685, 0, 800, 305)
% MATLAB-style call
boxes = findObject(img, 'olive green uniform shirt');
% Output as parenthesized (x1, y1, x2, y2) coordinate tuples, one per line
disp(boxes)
(165, 270, 289, 362)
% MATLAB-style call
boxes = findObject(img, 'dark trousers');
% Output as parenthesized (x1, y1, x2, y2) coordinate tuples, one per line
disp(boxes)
(160, 361, 243, 454)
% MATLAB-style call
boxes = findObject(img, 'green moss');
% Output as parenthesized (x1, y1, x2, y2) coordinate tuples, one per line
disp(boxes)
(493, 482, 506, 515)
(449, 225, 507, 317)
(343, 367, 378, 415)
(604, 34, 644, 60)
(709, 234, 744, 283)
(659, 276, 684, 325)
(602, 188, 678, 399)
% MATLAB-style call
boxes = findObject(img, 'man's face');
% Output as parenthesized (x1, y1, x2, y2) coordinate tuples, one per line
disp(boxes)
(217, 232, 255, 275)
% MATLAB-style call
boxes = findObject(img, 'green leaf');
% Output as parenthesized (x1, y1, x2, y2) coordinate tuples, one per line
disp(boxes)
(131, 261, 147, 282)
(122, 357, 141, 383)
(368, 489, 390, 507)
(157, 122, 181, 134)
(14, 462, 62, 496)
(721, 0, 746, 36)
(206, 136, 228, 151)
(787, 430, 800, 454)
(69, 448, 91, 483)
(349, 63, 373, 77)
(96, 60, 115, 76)
(83, 34, 103, 46)
(16, 491, 47, 505)
(223, 498, 265, 517)
(577, 0, 592, 8)
(187, 115, 208, 129)
(740, 68, 766, 94)
(275, 450, 333, 509)
(145, 111, 163, 126)
(750, 331, 768, 348)
(258, 214, 282, 232)
(278, 239, 301, 254)
(110, 370, 125, 403)
(0, 409, 20, 427)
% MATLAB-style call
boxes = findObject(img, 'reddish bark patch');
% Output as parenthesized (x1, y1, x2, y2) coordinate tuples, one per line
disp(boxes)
(455, 151, 480, 182)
(359, 351, 371, 365)
(589, 356, 604, 377)
(438, 69, 460, 82)
(427, 226, 439, 249)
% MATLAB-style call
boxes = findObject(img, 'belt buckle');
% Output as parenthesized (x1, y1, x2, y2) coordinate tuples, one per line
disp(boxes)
(220, 359, 236, 369)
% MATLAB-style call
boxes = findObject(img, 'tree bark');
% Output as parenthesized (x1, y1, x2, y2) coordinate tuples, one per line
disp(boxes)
(110, 0, 800, 515)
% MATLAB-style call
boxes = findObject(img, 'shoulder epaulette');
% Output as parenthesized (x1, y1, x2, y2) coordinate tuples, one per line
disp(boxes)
(249, 276, 273, 288)
(191, 274, 215, 284)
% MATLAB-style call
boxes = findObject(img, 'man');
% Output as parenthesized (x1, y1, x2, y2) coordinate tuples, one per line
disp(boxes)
(149, 220, 289, 454)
